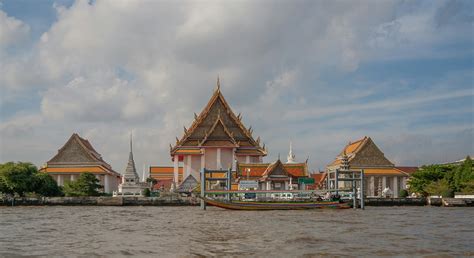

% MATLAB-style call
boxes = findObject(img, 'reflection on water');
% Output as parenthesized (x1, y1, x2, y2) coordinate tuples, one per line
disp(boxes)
(0, 206, 473, 256)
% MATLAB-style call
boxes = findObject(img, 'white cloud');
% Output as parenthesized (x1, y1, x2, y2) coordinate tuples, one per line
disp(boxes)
(1, 1, 472, 171)
(0, 10, 30, 52)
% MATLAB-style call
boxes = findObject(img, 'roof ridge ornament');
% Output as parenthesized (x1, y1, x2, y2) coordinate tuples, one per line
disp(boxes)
(216, 75, 221, 91)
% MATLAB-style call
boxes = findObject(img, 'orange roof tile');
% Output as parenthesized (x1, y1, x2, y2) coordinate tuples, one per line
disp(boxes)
(362, 168, 408, 176)
(41, 166, 106, 173)
(395, 166, 418, 174)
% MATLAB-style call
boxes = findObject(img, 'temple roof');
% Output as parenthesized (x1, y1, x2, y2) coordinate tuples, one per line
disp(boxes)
(328, 136, 394, 168)
(237, 161, 308, 178)
(44, 133, 119, 176)
(171, 79, 266, 156)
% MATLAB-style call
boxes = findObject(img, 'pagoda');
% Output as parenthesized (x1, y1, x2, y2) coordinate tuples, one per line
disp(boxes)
(170, 78, 267, 184)
(118, 133, 147, 195)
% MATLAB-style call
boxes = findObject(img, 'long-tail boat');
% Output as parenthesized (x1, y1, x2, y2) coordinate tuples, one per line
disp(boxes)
(201, 197, 350, 210)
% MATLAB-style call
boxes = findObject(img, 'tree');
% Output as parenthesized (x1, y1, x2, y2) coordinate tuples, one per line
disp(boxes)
(143, 188, 151, 197)
(399, 189, 409, 198)
(453, 156, 473, 192)
(0, 162, 37, 196)
(33, 173, 63, 197)
(63, 173, 101, 196)
(408, 165, 449, 196)
(424, 178, 453, 197)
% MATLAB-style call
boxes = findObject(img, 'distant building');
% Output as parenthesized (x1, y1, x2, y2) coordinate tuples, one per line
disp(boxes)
(149, 166, 183, 191)
(326, 136, 417, 197)
(118, 134, 147, 195)
(40, 133, 121, 193)
(238, 159, 308, 190)
(169, 78, 267, 185)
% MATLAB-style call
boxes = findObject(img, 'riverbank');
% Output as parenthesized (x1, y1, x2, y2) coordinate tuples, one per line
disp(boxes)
(2, 196, 473, 207)
(0, 196, 199, 206)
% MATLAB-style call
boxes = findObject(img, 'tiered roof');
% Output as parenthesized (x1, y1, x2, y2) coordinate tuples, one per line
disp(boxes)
(170, 79, 266, 156)
(41, 133, 119, 176)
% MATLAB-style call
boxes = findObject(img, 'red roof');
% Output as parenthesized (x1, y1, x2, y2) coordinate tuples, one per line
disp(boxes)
(153, 179, 173, 190)
(395, 166, 418, 174)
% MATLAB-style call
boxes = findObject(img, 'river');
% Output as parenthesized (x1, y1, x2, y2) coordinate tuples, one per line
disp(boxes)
(0, 206, 473, 257)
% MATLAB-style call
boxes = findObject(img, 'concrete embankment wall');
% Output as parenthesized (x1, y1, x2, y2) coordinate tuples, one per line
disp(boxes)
(363, 197, 427, 206)
(0, 196, 200, 206)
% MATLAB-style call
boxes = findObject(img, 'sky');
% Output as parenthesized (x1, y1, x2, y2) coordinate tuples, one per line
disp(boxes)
(0, 0, 473, 174)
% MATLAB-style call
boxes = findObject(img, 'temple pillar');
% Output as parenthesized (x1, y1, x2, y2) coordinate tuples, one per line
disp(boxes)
(201, 152, 205, 171)
(173, 156, 179, 184)
(370, 176, 375, 196)
(232, 148, 236, 171)
(57, 174, 63, 186)
(217, 148, 221, 169)
(382, 176, 387, 192)
(187, 155, 192, 178)
(393, 176, 399, 198)
(104, 174, 110, 193)
(70, 174, 76, 181)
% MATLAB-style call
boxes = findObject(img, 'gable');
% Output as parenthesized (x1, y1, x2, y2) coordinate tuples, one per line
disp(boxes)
(349, 138, 394, 167)
(48, 136, 97, 163)
(265, 161, 290, 177)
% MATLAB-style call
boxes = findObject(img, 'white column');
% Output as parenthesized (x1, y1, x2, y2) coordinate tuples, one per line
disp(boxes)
(173, 156, 179, 184)
(382, 176, 387, 189)
(201, 153, 205, 171)
(104, 175, 110, 193)
(217, 148, 221, 169)
(370, 176, 375, 197)
(57, 174, 63, 186)
(284, 181, 288, 190)
(393, 176, 399, 198)
(232, 148, 236, 171)
(70, 174, 75, 181)
(187, 155, 192, 179)
(246, 155, 250, 163)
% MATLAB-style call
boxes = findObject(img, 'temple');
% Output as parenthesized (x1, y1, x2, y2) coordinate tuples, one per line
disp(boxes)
(170, 78, 267, 184)
(118, 134, 147, 195)
(326, 136, 417, 197)
(39, 133, 121, 193)
(237, 143, 309, 190)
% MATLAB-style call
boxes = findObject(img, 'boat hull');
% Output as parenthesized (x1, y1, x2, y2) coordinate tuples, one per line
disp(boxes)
(202, 198, 351, 210)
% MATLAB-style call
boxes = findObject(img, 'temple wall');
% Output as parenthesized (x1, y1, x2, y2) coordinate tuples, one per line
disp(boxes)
(205, 148, 217, 169)
(190, 155, 201, 180)
(220, 149, 233, 170)
(236, 156, 246, 163)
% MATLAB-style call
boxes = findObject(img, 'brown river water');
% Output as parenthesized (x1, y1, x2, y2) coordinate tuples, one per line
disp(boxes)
(0, 206, 473, 257)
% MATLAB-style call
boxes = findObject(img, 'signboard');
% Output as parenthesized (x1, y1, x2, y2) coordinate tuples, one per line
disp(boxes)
(239, 180, 258, 190)
(298, 178, 315, 184)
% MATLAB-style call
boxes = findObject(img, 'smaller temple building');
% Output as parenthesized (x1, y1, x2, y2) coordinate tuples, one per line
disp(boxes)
(237, 146, 309, 190)
(118, 135, 147, 195)
(326, 136, 417, 197)
(149, 166, 183, 191)
(40, 133, 121, 193)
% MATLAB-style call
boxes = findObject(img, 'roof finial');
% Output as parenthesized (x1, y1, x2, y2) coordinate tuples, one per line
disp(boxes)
(216, 75, 221, 91)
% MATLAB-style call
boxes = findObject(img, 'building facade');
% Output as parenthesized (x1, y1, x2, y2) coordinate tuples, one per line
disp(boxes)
(326, 136, 417, 197)
(170, 79, 267, 185)
(40, 133, 121, 193)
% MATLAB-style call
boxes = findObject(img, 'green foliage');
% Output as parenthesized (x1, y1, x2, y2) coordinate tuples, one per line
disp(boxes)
(409, 156, 473, 196)
(408, 165, 448, 196)
(33, 172, 63, 197)
(63, 173, 101, 197)
(0, 162, 39, 196)
(143, 188, 151, 197)
(399, 189, 409, 198)
(0, 162, 63, 197)
(424, 178, 454, 197)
